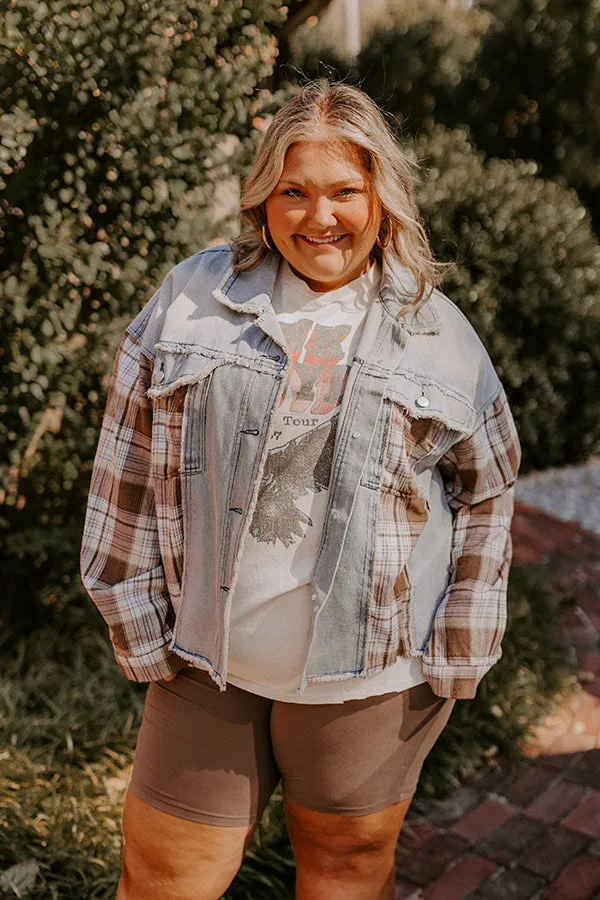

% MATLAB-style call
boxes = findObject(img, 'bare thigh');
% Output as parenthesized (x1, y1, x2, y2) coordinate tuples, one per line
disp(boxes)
(117, 790, 254, 900)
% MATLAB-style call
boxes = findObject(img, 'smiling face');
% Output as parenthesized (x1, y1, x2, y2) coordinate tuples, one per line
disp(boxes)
(264, 139, 382, 292)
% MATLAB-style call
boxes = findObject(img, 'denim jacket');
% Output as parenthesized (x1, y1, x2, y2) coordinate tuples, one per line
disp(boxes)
(80, 244, 521, 700)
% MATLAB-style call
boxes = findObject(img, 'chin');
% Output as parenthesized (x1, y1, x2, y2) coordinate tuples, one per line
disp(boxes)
(295, 255, 347, 271)
(303, 267, 345, 283)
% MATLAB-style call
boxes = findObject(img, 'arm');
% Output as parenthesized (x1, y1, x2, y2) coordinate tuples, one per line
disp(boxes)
(422, 385, 522, 699)
(79, 296, 185, 682)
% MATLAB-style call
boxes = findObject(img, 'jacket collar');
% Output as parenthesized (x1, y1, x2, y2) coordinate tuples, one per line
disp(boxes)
(212, 248, 441, 336)
(380, 254, 441, 335)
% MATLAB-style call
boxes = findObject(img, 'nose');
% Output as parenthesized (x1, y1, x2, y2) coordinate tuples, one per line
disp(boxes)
(305, 196, 338, 229)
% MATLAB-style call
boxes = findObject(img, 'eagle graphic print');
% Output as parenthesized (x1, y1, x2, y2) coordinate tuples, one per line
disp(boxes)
(248, 319, 352, 548)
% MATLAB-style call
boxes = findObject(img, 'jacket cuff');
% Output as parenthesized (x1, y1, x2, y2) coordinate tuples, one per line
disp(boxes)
(421, 653, 502, 700)
(113, 642, 188, 683)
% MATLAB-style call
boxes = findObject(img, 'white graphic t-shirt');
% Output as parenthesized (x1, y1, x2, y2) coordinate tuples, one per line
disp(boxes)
(226, 258, 425, 702)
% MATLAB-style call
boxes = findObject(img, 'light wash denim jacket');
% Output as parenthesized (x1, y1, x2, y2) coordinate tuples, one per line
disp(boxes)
(80, 244, 521, 700)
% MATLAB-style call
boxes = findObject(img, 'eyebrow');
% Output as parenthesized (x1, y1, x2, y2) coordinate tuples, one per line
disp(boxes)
(278, 179, 366, 188)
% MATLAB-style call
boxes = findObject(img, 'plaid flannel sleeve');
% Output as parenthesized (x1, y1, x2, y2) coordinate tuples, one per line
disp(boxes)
(422, 385, 522, 700)
(79, 326, 186, 683)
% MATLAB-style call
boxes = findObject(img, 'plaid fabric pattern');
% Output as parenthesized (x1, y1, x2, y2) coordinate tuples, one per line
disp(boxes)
(79, 331, 185, 681)
(365, 386, 520, 698)
(423, 386, 521, 698)
(365, 400, 435, 671)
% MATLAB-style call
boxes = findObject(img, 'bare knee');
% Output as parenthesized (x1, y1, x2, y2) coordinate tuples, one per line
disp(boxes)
(286, 796, 412, 877)
(294, 828, 393, 878)
(117, 791, 253, 900)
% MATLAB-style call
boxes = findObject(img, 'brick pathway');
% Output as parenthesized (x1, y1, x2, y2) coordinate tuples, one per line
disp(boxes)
(395, 502, 600, 900)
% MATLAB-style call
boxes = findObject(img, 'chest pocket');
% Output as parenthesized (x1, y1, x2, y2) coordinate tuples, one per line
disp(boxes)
(361, 371, 476, 496)
(148, 347, 228, 479)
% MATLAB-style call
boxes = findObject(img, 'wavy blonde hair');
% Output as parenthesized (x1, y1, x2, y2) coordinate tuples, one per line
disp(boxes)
(231, 80, 451, 306)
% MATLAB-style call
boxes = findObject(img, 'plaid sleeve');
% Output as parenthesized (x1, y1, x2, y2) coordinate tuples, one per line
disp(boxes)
(421, 385, 522, 700)
(79, 325, 186, 683)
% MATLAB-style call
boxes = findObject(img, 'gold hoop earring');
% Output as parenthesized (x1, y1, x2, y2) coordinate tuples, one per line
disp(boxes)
(376, 215, 392, 250)
(262, 224, 276, 252)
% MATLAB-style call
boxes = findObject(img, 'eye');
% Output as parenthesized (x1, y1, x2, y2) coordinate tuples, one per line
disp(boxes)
(337, 188, 359, 197)
(282, 188, 304, 198)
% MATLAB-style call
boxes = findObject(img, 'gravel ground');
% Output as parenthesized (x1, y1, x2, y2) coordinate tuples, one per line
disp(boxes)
(516, 457, 600, 536)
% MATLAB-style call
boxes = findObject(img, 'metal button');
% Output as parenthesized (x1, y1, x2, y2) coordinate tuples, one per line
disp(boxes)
(352, 431, 361, 439)
(415, 394, 430, 409)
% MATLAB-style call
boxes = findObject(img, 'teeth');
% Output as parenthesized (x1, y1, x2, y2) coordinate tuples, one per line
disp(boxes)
(302, 235, 345, 244)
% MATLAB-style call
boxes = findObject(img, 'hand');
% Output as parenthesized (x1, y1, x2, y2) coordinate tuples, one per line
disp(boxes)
(161, 672, 178, 682)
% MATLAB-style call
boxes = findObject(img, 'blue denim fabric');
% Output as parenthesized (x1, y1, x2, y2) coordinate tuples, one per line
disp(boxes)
(135, 244, 505, 694)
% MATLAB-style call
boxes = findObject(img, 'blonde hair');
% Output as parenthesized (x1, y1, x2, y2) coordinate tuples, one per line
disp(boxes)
(231, 80, 451, 306)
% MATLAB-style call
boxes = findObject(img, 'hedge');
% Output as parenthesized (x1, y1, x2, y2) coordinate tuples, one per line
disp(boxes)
(0, 0, 284, 623)
(413, 125, 600, 471)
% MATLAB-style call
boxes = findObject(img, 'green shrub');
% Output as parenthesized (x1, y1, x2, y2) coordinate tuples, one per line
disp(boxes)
(441, 0, 600, 230)
(0, 564, 576, 898)
(0, 0, 285, 624)
(291, 0, 488, 135)
(414, 125, 600, 472)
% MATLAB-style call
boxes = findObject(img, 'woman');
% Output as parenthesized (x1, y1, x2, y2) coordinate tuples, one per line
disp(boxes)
(80, 82, 521, 900)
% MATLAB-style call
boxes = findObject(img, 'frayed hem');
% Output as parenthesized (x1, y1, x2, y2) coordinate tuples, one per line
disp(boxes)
(169, 644, 226, 691)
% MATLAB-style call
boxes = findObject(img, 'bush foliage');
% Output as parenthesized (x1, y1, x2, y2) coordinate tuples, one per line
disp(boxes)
(292, 0, 488, 134)
(0, 0, 284, 623)
(442, 0, 600, 229)
(414, 126, 600, 471)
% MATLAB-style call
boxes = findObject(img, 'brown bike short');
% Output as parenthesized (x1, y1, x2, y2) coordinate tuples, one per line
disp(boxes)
(128, 668, 455, 827)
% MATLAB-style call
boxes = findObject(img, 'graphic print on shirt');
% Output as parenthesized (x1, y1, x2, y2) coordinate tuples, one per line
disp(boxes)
(248, 319, 351, 548)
